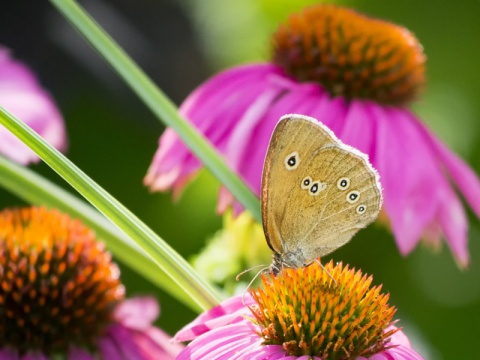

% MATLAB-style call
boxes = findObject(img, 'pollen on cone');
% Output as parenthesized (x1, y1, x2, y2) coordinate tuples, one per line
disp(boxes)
(272, 4, 426, 105)
(250, 260, 398, 358)
(0, 207, 124, 356)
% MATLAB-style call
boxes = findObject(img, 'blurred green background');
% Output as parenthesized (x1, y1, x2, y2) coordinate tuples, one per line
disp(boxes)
(1, 1, 480, 358)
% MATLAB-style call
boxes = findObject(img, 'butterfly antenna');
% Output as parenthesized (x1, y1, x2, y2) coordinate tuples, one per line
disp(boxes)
(236, 264, 268, 281)
(240, 265, 270, 305)
(315, 259, 337, 287)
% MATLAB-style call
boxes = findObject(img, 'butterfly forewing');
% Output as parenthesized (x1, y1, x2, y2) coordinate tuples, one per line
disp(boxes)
(261, 115, 338, 254)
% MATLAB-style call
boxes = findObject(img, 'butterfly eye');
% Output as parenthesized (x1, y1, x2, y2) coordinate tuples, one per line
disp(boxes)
(301, 176, 312, 189)
(337, 177, 350, 190)
(346, 190, 360, 204)
(308, 180, 326, 196)
(284, 152, 300, 170)
(356, 204, 367, 214)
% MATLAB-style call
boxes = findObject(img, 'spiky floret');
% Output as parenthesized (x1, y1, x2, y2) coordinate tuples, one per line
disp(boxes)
(249, 260, 398, 359)
(273, 4, 426, 105)
(0, 207, 124, 355)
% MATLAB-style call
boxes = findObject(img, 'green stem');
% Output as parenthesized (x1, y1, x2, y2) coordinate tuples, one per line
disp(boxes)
(0, 155, 202, 312)
(0, 106, 221, 311)
(49, 0, 261, 223)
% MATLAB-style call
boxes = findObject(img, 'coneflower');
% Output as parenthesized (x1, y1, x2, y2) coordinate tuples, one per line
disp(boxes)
(0, 207, 182, 359)
(175, 261, 423, 359)
(145, 4, 480, 265)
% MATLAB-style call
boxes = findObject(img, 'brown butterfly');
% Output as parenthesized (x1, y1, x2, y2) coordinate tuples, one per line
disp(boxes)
(261, 114, 383, 275)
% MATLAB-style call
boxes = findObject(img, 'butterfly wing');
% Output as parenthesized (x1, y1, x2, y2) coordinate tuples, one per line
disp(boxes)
(262, 114, 338, 254)
(286, 145, 382, 260)
(261, 114, 382, 265)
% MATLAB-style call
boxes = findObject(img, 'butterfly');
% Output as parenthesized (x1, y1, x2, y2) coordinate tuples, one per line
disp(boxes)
(261, 114, 383, 275)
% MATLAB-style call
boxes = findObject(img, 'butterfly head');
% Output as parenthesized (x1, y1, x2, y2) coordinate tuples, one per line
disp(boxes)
(270, 250, 310, 276)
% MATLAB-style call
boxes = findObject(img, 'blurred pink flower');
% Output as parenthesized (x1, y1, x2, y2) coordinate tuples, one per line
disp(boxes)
(94, 297, 183, 360)
(0, 297, 182, 360)
(0, 47, 66, 164)
(0, 207, 181, 360)
(145, 5, 480, 266)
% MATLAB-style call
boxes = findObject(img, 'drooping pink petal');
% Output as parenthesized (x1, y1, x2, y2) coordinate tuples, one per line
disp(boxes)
(366, 345, 424, 360)
(180, 64, 284, 119)
(104, 324, 150, 359)
(145, 64, 280, 192)
(230, 79, 324, 194)
(436, 183, 469, 266)
(339, 100, 377, 157)
(374, 105, 441, 255)
(133, 327, 184, 359)
(177, 323, 265, 360)
(20, 352, 48, 360)
(0, 348, 19, 360)
(0, 47, 66, 165)
(113, 296, 159, 330)
(390, 109, 469, 264)
(415, 118, 480, 218)
(226, 87, 285, 174)
(174, 294, 254, 342)
(97, 335, 125, 360)
(67, 347, 96, 360)
(218, 67, 351, 212)
(98, 297, 181, 360)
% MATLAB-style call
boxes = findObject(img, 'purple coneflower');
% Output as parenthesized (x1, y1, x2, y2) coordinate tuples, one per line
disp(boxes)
(175, 260, 424, 359)
(0, 207, 182, 359)
(145, 4, 480, 266)
(0, 47, 66, 164)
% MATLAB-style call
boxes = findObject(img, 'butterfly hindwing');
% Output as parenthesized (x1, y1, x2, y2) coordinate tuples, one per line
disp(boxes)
(285, 146, 382, 261)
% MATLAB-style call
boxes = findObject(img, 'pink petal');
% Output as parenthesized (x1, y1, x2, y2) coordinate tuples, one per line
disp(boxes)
(386, 327, 411, 348)
(226, 86, 285, 173)
(99, 298, 180, 360)
(180, 64, 283, 118)
(97, 335, 125, 359)
(0, 348, 19, 360)
(309, 94, 349, 135)
(136, 327, 183, 358)
(219, 72, 351, 211)
(67, 347, 95, 360)
(232, 83, 322, 193)
(0, 47, 66, 165)
(368, 346, 424, 360)
(145, 65, 278, 193)
(217, 186, 235, 214)
(174, 294, 254, 342)
(339, 100, 376, 157)
(103, 324, 149, 359)
(416, 120, 480, 219)
(399, 114, 470, 265)
(357, 327, 423, 360)
(374, 105, 441, 254)
(436, 183, 469, 266)
(0, 48, 39, 90)
(177, 323, 262, 360)
(114, 296, 159, 330)
(20, 353, 48, 360)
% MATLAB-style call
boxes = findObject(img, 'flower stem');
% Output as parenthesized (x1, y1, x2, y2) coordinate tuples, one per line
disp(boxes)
(49, 0, 262, 223)
(0, 106, 222, 311)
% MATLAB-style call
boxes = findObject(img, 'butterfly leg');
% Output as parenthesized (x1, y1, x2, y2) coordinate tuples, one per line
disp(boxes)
(314, 259, 337, 286)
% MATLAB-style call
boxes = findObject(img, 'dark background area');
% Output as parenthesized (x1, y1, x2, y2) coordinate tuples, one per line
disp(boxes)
(1, 1, 479, 358)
